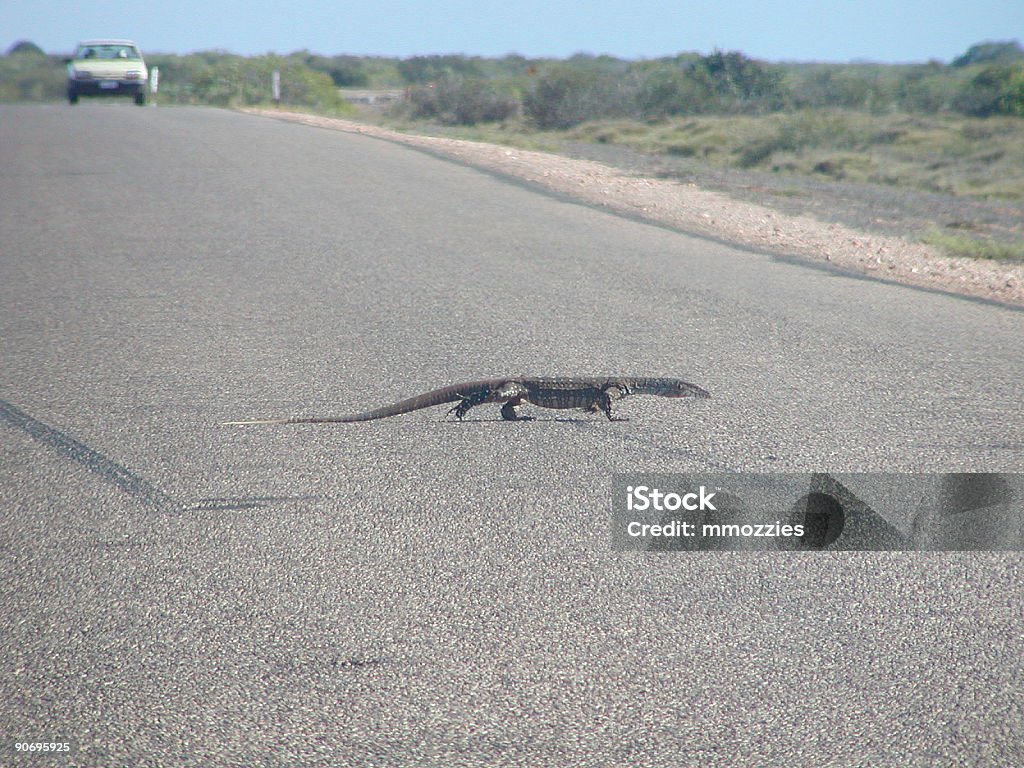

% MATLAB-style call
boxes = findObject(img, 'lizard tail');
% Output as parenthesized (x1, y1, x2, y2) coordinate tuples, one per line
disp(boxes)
(222, 414, 392, 425)
(222, 418, 294, 425)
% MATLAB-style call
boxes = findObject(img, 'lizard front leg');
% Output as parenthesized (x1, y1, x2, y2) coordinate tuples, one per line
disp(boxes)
(596, 389, 630, 422)
(500, 398, 532, 421)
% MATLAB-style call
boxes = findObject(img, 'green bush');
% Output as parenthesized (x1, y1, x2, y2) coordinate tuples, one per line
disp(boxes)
(0, 47, 65, 101)
(895, 63, 959, 112)
(634, 64, 715, 116)
(6, 40, 46, 56)
(1004, 68, 1024, 116)
(524, 62, 635, 129)
(145, 53, 350, 111)
(300, 53, 369, 87)
(954, 63, 1024, 116)
(397, 55, 482, 84)
(951, 40, 1024, 68)
(406, 75, 519, 125)
(786, 66, 898, 112)
(694, 50, 787, 112)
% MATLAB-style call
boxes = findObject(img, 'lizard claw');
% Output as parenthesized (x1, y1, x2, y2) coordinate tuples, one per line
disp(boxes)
(447, 399, 472, 420)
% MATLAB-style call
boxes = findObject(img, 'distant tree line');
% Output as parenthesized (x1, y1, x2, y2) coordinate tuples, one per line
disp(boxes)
(393, 42, 1024, 127)
(2, 38, 1022, 123)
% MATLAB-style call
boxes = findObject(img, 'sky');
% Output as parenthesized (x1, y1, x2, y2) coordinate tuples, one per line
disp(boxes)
(3, 0, 1022, 63)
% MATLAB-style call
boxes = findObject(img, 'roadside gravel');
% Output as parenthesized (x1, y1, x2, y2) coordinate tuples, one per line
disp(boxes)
(243, 108, 1024, 307)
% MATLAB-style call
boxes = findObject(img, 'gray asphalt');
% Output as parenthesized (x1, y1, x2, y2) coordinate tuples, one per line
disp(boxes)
(1, 103, 1021, 767)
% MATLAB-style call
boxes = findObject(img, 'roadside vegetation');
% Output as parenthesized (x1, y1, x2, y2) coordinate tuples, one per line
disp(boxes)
(0, 42, 354, 113)
(3, 38, 1022, 260)
(920, 230, 1024, 262)
(565, 111, 1023, 198)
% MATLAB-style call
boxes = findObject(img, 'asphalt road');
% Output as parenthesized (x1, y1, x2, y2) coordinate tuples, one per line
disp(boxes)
(1, 104, 1021, 767)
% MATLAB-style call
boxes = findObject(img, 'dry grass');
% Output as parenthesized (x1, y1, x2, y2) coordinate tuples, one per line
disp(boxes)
(921, 230, 1024, 262)
(374, 110, 1024, 201)
(562, 111, 1024, 200)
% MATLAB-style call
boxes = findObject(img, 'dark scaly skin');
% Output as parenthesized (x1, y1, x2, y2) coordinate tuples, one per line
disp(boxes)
(223, 376, 710, 425)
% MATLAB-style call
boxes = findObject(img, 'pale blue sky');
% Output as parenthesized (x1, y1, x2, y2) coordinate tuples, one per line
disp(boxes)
(3, 0, 1021, 62)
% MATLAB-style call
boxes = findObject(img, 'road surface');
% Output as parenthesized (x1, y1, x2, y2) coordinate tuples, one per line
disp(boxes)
(1, 104, 1021, 766)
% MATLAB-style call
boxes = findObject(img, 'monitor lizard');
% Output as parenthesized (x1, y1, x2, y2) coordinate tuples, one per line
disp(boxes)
(224, 376, 710, 425)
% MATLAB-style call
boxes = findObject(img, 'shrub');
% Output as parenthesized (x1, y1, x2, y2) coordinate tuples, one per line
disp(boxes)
(954, 64, 1024, 116)
(397, 55, 482, 84)
(406, 75, 519, 125)
(951, 40, 1024, 68)
(896, 63, 958, 112)
(304, 54, 369, 87)
(524, 63, 635, 129)
(696, 50, 787, 111)
(6, 40, 46, 56)
(144, 53, 349, 111)
(634, 64, 715, 116)
(0, 49, 64, 101)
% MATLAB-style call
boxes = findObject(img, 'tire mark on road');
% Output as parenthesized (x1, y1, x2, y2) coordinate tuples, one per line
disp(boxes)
(0, 398, 180, 513)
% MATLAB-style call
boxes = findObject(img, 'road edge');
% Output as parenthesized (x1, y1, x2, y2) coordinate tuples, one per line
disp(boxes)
(238, 107, 1024, 309)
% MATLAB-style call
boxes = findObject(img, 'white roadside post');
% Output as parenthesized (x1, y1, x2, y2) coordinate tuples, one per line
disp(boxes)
(150, 66, 159, 106)
(272, 69, 281, 108)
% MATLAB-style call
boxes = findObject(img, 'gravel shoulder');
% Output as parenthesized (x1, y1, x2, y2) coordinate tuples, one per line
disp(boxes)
(243, 108, 1024, 308)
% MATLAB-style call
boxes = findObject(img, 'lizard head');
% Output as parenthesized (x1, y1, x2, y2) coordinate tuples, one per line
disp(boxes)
(665, 380, 711, 398)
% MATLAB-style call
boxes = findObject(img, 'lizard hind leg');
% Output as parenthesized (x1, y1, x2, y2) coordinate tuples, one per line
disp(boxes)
(447, 388, 493, 420)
